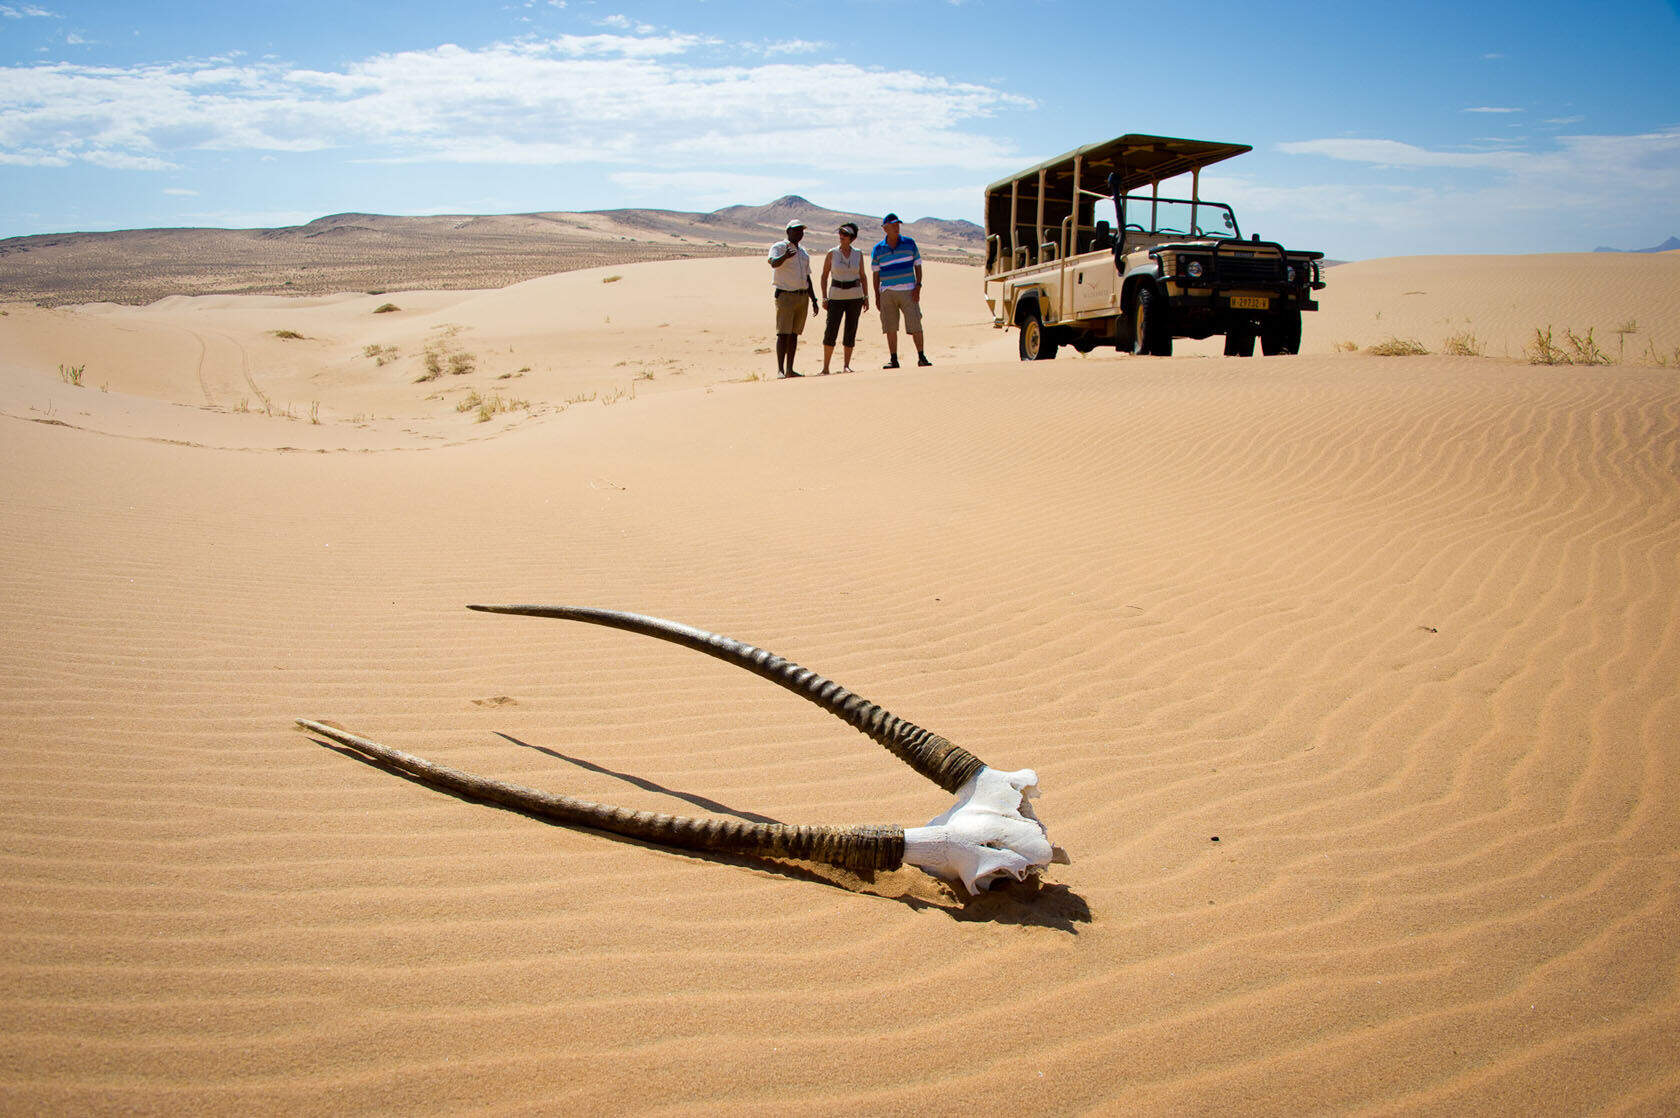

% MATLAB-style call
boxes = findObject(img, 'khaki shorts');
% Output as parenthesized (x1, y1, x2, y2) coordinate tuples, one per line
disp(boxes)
(878, 287, 922, 334)
(775, 289, 810, 334)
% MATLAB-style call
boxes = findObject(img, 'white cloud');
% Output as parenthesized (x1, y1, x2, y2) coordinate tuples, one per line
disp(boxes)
(0, 35, 1033, 176)
(1, 4, 58, 17)
(1276, 137, 1527, 171)
(1272, 129, 1680, 254)
(162, 186, 197, 195)
(1463, 106, 1522, 113)
(758, 39, 825, 56)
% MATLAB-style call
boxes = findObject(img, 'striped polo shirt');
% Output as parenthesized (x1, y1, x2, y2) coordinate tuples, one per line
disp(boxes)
(871, 235, 921, 291)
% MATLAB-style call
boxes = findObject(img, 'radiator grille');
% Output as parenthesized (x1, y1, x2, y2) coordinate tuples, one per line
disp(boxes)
(1216, 250, 1285, 285)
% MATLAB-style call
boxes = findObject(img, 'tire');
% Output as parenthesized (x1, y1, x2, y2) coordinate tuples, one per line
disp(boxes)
(1131, 285, 1173, 357)
(1223, 327, 1256, 357)
(1018, 307, 1058, 361)
(1261, 310, 1302, 355)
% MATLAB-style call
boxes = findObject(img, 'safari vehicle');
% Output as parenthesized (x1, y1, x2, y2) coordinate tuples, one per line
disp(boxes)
(983, 133, 1325, 359)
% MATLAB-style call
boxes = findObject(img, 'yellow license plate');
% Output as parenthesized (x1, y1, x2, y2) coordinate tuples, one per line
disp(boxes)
(1230, 295, 1269, 310)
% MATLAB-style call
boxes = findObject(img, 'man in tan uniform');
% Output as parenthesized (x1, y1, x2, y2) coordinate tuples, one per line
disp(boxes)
(767, 219, 821, 378)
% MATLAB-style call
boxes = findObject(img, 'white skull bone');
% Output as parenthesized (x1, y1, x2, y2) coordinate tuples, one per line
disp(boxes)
(902, 766, 1067, 894)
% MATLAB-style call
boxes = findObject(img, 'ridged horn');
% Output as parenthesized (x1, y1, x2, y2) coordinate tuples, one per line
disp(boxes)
(466, 604, 988, 793)
(296, 719, 906, 872)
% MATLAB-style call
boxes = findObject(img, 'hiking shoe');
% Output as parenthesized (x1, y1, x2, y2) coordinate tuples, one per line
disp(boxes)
(917, 353, 933, 367)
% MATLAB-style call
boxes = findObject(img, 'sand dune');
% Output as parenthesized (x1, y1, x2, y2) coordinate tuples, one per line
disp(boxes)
(2, 250, 1678, 1114)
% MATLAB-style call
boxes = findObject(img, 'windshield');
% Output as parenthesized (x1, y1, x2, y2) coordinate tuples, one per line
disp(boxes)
(1118, 195, 1240, 239)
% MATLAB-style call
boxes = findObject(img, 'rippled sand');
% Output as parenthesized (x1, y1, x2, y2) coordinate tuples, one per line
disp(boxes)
(3, 251, 1678, 1113)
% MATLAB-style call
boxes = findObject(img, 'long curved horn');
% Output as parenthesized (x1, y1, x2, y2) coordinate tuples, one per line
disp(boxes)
(466, 604, 987, 793)
(296, 719, 906, 872)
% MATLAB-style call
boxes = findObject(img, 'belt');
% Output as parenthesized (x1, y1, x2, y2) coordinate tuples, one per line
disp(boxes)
(774, 288, 808, 296)
(831, 279, 861, 289)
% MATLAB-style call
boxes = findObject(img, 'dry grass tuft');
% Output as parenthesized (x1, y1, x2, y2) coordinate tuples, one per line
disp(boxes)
(58, 362, 85, 386)
(1442, 332, 1483, 357)
(1366, 337, 1429, 357)
(372, 303, 401, 314)
(270, 329, 306, 340)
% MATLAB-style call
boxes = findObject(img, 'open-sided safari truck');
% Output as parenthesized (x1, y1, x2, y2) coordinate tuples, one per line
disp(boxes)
(984, 133, 1325, 359)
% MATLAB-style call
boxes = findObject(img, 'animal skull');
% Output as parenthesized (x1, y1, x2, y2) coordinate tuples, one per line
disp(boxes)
(904, 767, 1063, 894)
(298, 605, 1065, 899)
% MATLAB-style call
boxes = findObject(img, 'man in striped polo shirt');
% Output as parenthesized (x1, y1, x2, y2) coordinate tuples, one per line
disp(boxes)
(870, 213, 931, 369)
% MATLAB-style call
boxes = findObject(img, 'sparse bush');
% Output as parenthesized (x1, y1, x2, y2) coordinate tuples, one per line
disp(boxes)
(362, 343, 399, 366)
(456, 390, 483, 413)
(1367, 337, 1429, 356)
(1442, 332, 1483, 357)
(1333, 340, 1360, 353)
(57, 363, 85, 386)
(1564, 327, 1611, 366)
(270, 329, 305, 340)
(1527, 326, 1569, 365)
(448, 350, 476, 376)
(416, 346, 444, 382)
(373, 303, 400, 313)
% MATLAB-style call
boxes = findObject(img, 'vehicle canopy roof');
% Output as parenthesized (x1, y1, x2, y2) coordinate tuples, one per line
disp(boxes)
(985, 134, 1252, 199)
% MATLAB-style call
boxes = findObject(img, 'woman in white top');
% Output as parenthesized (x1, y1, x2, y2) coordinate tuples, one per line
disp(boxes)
(820, 222, 870, 374)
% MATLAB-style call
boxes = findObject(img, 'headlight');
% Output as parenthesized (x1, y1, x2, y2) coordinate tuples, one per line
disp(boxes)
(1286, 264, 1298, 283)
(1186, 260, 1205, 280)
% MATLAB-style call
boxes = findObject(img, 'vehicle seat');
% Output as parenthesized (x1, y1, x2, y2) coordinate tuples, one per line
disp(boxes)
(1087, 220, 1114, 252)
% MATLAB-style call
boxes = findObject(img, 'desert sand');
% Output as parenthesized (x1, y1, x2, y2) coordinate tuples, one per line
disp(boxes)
(3, 246, 1679, 1114)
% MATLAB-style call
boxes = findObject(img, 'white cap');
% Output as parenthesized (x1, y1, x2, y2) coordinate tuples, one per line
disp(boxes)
(786, 219, 806, 231)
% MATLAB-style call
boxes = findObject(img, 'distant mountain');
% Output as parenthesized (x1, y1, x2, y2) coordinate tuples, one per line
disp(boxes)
(0, 195, 984, 305)
(606, 194, 984, 253)
(1592, 235, 1680, 254)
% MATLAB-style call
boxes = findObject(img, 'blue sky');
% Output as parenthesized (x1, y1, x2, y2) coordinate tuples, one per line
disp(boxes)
(3, 0, 1678, 258)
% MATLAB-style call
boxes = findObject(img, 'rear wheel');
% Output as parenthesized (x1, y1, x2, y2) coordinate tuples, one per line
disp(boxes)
(1018, 308, 1058, 361)
(1131, 286, 1172, 356)
(1261, 310, 1302, 355)
(1223, 327, 1256, 357)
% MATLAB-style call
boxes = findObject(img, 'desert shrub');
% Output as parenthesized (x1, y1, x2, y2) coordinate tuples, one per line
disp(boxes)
(448, 350, 476, 376)
(1527, 326, 1568, 365)
(373, 303, 400, 313)
(456, 390, 483, 413)
(1563, 327, 1611, 366)
(1367, 336, 1429, 356)
(58, 363, 85, 386)
(1441, 332, 1483, 357)
(416, 347, 445, 382)
(270, 329, 305, 340)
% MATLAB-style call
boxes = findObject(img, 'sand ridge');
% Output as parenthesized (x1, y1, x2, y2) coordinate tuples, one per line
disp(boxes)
(2, 250, 1679, 1113)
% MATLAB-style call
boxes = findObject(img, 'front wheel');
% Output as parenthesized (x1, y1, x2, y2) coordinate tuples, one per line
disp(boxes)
(1261, 310, 1302, 355)
(1018, 309, 1058, 361)
(1131, 286, 1173, 356)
